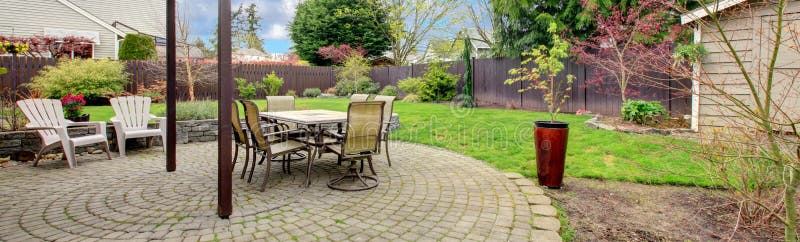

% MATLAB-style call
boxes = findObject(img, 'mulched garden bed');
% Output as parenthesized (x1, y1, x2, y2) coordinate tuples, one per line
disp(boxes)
(548, 177, 782, 241)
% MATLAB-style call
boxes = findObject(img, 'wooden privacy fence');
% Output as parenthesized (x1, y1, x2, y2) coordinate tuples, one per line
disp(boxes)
(1, 56, 691, 116)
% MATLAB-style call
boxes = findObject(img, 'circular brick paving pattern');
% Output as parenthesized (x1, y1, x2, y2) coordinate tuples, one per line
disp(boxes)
(0, 142, 540, 241)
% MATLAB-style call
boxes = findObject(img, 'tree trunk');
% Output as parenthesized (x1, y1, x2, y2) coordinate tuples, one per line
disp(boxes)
(786, 163, 800, 242)
(183, 46, 195, 101)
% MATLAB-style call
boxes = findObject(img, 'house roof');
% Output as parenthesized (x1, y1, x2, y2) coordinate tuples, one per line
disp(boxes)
(55, 0, 166, 38)
(681, 0, 747, 24)
(461, 29, 492, 49)
(55, 0, 127, 37)
(234, 48, 268, 57)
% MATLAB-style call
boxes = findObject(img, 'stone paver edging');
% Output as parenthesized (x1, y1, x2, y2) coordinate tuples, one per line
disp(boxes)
(504, 173, 564, 242)
(0, 141, 560, 242)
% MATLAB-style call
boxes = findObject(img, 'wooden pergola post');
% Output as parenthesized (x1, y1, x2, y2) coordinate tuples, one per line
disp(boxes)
(216, 0, 234, 218)
(166, 0, 176, 173)
(166, 0, 233, 219)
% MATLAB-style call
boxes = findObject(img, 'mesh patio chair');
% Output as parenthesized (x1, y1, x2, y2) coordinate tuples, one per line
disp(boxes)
(231, 102, 252, 178)
(349, 94, 370, 102)
(241, 100, 315, 191)
(323, 101, 385, 191)
(265, 96, 311, 161)
(373, 95, 396, 166)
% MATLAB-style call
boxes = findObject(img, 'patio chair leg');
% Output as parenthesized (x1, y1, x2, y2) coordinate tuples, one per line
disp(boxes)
(385, 140, 391, 167)
(103, 141, 112, 160)
(367, 156, 377, 176)
(33, 146, 50, 167)
(261, 153, 272, 192)
(248, 152, 258, 183)
(232, 145, 239, 173)
(304, 148, 314, 187)
(240, 147, 250, 179)
(117, 138, 126, 157)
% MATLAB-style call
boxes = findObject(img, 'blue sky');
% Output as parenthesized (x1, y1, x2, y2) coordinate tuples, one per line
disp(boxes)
(179, 0, 300, 53)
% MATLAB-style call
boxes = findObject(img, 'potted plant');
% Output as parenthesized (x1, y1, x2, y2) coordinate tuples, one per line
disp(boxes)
(506, 23, 575, 188)
(61, 93, 89, 122)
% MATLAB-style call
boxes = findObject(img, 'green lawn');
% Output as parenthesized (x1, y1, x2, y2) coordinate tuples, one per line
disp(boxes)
(84, 98, 708, 186)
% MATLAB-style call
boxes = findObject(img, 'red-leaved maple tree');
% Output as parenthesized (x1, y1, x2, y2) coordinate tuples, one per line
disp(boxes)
(571, 0, 688, 103)
(0, 35, 94, 58)
(317, 44, 367, 65)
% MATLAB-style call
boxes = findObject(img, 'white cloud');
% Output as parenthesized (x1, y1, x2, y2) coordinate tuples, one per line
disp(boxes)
(263, 24, 289, 40)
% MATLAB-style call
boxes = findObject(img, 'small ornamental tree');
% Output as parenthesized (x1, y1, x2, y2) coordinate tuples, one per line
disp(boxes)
(118, 34, 157, 60)
(317, 44, 367, 65)
(571, 0, 683, 104)
(261, 71, 284, 96)
(506, 23, 574, 122)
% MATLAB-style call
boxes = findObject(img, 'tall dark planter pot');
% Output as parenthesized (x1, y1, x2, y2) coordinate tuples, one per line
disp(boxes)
(534, 121, 569, 189)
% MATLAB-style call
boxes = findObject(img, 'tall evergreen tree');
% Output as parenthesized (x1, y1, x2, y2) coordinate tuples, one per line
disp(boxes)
(289, 0, 392, 66)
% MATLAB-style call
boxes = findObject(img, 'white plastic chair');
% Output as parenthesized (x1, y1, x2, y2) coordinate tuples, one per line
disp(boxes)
(110, 96, 166, 157)
(17, 99, 111, 168)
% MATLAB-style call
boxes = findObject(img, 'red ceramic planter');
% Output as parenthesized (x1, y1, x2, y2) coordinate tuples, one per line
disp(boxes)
(534, 121, 569, 189)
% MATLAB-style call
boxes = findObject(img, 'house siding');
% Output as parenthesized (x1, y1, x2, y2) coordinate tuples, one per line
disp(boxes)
(0, 0, 119, 59)
(69, 0, 165, 38)
(697, 1, 800, 130)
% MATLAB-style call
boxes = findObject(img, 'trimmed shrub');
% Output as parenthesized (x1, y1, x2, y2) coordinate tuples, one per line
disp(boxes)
(261, 71, 284, 96)
(26, 59, 129, 99)
(335, 78, 379, 96)
(621, 100, 668, 125)
(402, 94, 420, 103)
(303, 88, 322, 97)
(235, 78, 258, 99)
(158, 100, 218, 121)
(286, 89, 297, 97)
(118, 34, 156, 60)
(418, 62, 459, 102)
(379, 85, 399, 96)
(397, 77, 424, 95)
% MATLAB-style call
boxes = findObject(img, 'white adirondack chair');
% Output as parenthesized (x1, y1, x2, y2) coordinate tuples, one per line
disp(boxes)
(110, 96, 167, 157)
(17, 99, 112, 168)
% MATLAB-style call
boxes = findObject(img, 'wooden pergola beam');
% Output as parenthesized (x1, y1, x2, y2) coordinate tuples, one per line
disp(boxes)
(166, 0, 176, 173)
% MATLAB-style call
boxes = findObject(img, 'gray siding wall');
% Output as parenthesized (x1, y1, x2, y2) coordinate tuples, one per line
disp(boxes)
(0, 0, 119, 59)
(70, 0, 166, 37)
(698, 1, 800, 129)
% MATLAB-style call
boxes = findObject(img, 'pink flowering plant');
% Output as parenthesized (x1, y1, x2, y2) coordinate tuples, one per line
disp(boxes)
(61, 93, 87, 119)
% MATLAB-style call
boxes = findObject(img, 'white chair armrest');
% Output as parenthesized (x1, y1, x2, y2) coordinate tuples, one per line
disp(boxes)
(25, 123, 57, 130)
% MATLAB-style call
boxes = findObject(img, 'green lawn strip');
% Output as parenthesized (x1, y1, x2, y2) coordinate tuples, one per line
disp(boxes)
(83, 97, 709, 186)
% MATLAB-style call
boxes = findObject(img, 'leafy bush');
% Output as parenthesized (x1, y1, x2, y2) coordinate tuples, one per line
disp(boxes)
(621, 100, 668, 125)
(335, 79, 379, 96)
(303, 88, 322, 97)
(118, 34, 156, 60)
(286, 89, 297, 97)
(158, 100, 218, 121)
(261, 71, 284, 96)
(235, 78, 258, 99)
(419, 62, 459, 102)
(379, 85, 399, 96)
(397, 77, 424, 95)
(334, 55, 379, 96)
(26, 59, 129, 98)
(402, 94, 420, 103)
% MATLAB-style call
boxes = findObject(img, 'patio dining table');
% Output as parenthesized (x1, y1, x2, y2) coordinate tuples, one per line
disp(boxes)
(259, 109, 399, 145)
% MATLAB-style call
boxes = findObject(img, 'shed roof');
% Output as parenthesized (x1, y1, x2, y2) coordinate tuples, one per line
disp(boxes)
(681, 0, 747, 24)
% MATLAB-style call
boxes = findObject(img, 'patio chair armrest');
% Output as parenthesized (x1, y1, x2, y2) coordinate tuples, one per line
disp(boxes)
(150, 115, 167, 131)
(24, 123, 58, 130)
(322, 129, 344, 139)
